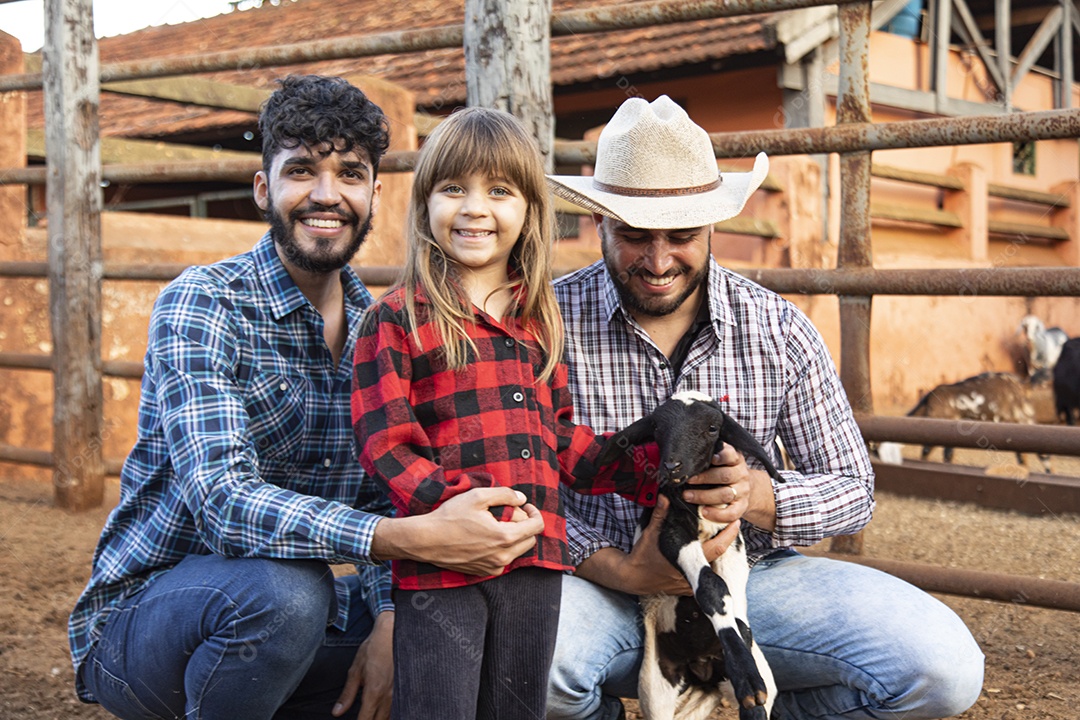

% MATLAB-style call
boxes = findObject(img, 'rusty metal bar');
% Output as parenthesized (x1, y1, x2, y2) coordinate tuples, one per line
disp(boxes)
(0, 151, 417, 186)
(8, 263, 1080, 295)
(0, 262, 402, 287)
(739, 266, 1080, 295)
(872, 459, 1080, 516)
(829, 0, 873, 555)
(821, 553, 1080, 612)
(7, 109, 1080, 185)
(0, 443, 53, 468)
(553, 109, 1080, 164)
(0, 353, 52, 371)
(0, 0, 859, 93)
(857, 414, 1080, 456)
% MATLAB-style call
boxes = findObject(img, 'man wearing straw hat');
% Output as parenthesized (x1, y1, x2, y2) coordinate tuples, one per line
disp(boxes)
(545, 96, 983, 719)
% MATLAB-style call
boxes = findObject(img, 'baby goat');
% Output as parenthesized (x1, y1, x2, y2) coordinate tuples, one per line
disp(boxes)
(599, 390, 783, 720)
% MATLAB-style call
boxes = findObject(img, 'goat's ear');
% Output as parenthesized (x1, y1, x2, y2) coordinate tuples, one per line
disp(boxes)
(720, 416, 785, 483)
(598, 416, 656, 465)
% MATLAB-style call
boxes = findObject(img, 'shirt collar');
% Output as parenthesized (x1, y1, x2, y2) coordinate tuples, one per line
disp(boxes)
(253, 232, 369, 321)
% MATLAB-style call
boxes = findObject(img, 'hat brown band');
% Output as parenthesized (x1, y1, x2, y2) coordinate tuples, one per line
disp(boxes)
(591, 176, 722, 197)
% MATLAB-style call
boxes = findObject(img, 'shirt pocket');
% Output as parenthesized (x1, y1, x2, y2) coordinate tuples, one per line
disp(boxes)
(244, 370, 307, 461)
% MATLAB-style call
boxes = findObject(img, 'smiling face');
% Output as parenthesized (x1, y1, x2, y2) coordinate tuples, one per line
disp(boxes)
(253, 141, 382, 276)
(597, 215, 711, 318)
(427, 172, 527, 288)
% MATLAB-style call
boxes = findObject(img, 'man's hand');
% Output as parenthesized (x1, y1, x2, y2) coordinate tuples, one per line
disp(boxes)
(682, 444, 777, 532)
(371, 487, 545, 576)
(574, 496, 742, 597)
(333, 610, 393, 719)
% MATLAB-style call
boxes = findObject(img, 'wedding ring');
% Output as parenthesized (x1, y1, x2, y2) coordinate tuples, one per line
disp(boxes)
(730, 486, 738, 502)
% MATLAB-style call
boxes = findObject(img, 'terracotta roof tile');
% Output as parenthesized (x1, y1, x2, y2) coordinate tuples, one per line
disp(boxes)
(26, 0, 780, 138)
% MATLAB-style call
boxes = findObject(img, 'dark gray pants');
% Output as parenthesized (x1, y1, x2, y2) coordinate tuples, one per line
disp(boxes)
(392, 567, 562, 720)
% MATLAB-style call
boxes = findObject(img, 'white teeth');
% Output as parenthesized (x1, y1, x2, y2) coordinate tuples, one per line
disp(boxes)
(642, 274, 676, 287)
(303, 218, 344, 228)
(456, 229, 491, 237)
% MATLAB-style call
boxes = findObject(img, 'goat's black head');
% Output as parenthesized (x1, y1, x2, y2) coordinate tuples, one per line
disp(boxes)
(599, 391, 783, 487)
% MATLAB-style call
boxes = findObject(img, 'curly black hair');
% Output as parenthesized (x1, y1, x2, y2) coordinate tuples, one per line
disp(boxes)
(258, 75, 391, 177)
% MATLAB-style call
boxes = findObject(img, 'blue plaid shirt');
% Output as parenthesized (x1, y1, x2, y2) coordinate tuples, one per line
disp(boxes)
(69, 234, 393, 700)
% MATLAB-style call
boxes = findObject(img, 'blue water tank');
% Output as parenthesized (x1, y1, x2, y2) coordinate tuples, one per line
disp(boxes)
(884, 0, 922, 38)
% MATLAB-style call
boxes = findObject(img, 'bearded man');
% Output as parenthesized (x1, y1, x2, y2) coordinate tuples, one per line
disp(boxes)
(69, 75, 544, 720)
(545, 95, 983, 720)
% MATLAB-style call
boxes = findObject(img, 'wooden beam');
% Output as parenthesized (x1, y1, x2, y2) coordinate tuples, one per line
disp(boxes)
(101, 76, 269, 113)
(44, 0, 104, 511)
(1012, 6, 1063, 91)
(26, 128, 258, 164)
(870, 202, 964, 227)
(464, 0, 554, 169)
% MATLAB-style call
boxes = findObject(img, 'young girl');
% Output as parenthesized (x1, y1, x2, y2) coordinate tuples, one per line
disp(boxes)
(351, 107, 658, 720)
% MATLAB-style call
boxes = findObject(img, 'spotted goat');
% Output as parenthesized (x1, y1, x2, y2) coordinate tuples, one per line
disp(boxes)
(599, 391, 781, 720)
(907, 372, 1051, 472)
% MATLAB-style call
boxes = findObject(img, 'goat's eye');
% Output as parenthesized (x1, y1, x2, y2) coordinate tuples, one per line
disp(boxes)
(708, 425, 718, 434)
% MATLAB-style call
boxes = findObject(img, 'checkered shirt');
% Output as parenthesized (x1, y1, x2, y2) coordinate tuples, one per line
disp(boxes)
(351, 286, 658, 591)
(69, 235, 393, 700)
(553, 258, 875, 566)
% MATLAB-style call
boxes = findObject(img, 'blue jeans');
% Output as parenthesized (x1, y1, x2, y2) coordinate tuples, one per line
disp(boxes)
(78, 554, 374, 720)
(546, 550, 984, 720)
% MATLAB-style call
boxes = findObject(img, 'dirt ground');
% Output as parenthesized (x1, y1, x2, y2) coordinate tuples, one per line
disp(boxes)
(2, 447, 1079, 720)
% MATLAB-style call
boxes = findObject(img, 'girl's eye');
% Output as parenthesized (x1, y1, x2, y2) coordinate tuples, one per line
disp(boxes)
(441, 184, 464, 194)
(491, 186, 510, 197)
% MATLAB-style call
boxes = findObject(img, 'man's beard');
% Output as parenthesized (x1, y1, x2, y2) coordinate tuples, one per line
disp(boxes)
(267, 200, 372, 274)
(604, 251, 709, 317)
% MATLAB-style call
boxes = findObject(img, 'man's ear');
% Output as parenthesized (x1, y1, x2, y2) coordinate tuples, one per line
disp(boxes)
(253, 171, 270, 212)
(370, 177, 383, 217)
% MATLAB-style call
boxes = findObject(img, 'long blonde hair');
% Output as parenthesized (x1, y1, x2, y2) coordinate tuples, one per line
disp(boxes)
(400, 106, 563, 382)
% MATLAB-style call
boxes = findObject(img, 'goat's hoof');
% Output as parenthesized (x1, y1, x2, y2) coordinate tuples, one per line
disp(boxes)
(739, 691, 769, 709)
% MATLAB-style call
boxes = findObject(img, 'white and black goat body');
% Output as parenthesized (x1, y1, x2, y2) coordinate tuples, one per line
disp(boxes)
(599, 390, 783, 720)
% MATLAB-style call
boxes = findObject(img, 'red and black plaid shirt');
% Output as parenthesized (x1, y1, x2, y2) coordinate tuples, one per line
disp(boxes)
(351, 286, 658, 590)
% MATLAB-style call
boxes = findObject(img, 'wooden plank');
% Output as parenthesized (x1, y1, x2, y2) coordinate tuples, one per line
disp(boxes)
(44, 0, 105, 511)
(464, 0, 554, 169)
(870, 201, 964, 227)
(987, 182, 1071, 207)
(26, 128, 258, 164)
(872, 163, 963, 189)
(101, 76, 269, 113)
(987, 219, 1071, 240)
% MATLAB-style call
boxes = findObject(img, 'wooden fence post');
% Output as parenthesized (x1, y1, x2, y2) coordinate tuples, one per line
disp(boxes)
(44, 0, 105, 510)
(464, 0, 554, 171)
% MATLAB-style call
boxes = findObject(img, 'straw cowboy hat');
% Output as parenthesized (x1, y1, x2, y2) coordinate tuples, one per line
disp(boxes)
(547, 95, 769, 230)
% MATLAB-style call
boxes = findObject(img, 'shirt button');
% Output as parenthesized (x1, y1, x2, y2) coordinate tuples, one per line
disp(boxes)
(504, 338, 515, 348)
(520, 449, 532, 459)
(279, 382, 288, 391)
(323, 458, 332, 468)
(658, 362, 668, 370)
(513, 392, 524, 402)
